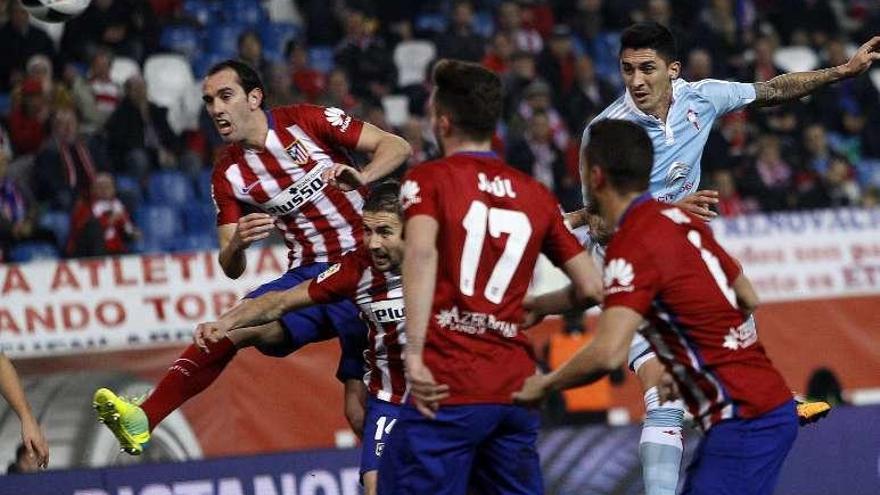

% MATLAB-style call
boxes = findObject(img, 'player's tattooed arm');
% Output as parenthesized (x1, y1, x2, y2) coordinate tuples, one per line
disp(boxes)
(752, 67, 845, 106)
(753, 35, 880, 106)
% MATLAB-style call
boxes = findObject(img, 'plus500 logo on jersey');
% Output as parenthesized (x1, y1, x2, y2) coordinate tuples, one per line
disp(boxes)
(369, 299, 406, 324)
(262, 165, 327, 215)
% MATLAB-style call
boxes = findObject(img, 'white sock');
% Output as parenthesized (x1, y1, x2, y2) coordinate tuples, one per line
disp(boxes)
(640, 386, 684, 495)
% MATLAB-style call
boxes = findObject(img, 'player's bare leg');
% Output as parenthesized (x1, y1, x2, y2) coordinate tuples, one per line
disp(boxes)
(94, 321, 285, 455)
(636, 356, 684, 495)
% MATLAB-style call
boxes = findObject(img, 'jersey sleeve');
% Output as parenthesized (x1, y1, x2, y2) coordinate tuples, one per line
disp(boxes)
(307, 251, 363, 303)
(602, 240, 660, 316)
(400, 164, 441, 221)
(211, 165, 242, 226)
(282, 104, 365, 150)
(542, 198, 586, 267)
(693, 79, 757, 115)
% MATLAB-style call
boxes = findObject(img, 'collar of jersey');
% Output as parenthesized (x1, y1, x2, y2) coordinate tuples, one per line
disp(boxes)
(243, 110, 276, 155)
(623, 78, 688, 123)
(452, 150, 498, 159)
(618, 191, 654, 227)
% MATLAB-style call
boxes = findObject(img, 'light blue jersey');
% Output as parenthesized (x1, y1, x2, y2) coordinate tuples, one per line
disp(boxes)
(580, 78, 756, 203)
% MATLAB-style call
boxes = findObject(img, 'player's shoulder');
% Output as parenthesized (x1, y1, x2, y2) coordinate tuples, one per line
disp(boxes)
(591, 95, 629, 123)
(211, 145, 242, 176)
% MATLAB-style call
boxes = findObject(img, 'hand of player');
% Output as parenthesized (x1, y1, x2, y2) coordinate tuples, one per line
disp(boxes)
(511, 372, 550, 406)
(20, 416, 48, 469)
(233, 213, 274, 250)
(843, 35, 880, 77)
(657, 371, 681, 403)
(521, 296, 545, 329)
(675, 190, 719, 221)
(193, 321, 230, 352)
(406, 356, 449, 419)
(322, 163, 367, 192)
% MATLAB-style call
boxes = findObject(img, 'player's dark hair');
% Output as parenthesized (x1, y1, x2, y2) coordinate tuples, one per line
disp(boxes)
(207, 59, 266, 109)
(363, 181, 402, 218)
(586, 119, 653, 194)
(619, 22, 678, 63)
(431, 59, 502, 141)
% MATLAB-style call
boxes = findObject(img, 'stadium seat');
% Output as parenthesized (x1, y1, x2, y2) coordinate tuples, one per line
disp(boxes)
(192, 51, 228, 78)
(8, 241, 59, 262)
(182, 203, 217, 235)
(148, 171, 195, 207)
(473, 11, 495, 38)
(393, 40, 436, 87)
(114, 174, 143, 210)
(160, 25, 202, 60)
(381, 95, 411, 128)
(414, 13, 448, 35)
(308, 46, 335, 74)
(206, 23, 249, 59)
(774, 46, 819, 73)
(110, 57, 141, 87)
(226, 0, 266, 25)
(182, 0, 220, 26)
(164, 233, 218, 253)
(0, 92, 9, 117)
(38, 210, 71, 248)
(143, 54, 197, 134)
(855, 159, 880, 188)
(135, 206, 183, 242)
(261, 22, 301, 62)
(195, 168, 213, 200)
(266, 0, 303, 24)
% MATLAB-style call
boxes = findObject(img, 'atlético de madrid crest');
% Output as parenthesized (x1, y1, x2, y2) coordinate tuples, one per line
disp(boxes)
(286, 139, 310, 165)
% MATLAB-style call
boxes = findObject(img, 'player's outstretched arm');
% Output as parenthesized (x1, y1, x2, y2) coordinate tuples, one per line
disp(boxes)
(513, 306, 641, 405)
(0, 353, 49, 469)
(732, 273, 760, 315)
(325, 123, 412, 191)
(563, 209, 588, 230)
(753, 35, 880, 106)
(217, 213, 275, 279)
(523, 252, 603, 326)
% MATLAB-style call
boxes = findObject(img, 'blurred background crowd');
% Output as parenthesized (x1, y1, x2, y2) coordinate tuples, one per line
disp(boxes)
(1, 0, 879, 263)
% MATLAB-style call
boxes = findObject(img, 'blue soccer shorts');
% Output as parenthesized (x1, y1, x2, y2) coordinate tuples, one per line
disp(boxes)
(245, 262, 367, 381)
(682, 400, 798, 495)
(377, 403, 543, 495)
(361, 395, 402, 475)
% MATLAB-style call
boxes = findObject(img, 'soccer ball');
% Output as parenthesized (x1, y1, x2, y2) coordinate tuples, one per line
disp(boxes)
(19, 0, 91, 23)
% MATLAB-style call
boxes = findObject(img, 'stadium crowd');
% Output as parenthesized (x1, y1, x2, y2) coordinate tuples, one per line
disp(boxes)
(1, 0, 879, 262)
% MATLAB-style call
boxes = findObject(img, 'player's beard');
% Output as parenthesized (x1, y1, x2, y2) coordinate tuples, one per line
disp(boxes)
(585, 200, 612, 246)
(431, 121, 446, 157)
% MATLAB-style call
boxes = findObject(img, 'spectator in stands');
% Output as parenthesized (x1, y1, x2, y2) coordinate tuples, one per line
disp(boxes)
(802, 123, 834, 175)
(33, 108, 103, 211)
(286, 41, 325, 102)
(333, 6, 397, 102)
(506, 111, 577, 210)
(510, 80, 569, 151)
(537, 25, 578, 101)
(264, 63, 299, 108)
(0, 2, 55, 91)
(237, 31, 272, 84)
(562, 55, 616, 135)
(60, 0, 158, 64)
(436, 1, 485, 63)
(481, 32, 515, 75)
(862, 186, 879, 208)
(7, 77, 49, 156)
(0, 146, 55, 261)
(66, 172, 138, 258)
(497, 1, 542, 54)
(713, 169, 756, 217)
(399, 117, 435, 172)
(684, 48, 714, 81)
(501, 50, 537, 120)
(740, 34, 782, 83)
(828, 102, 880, 165)
(743, 134, 794, 211)
(105, 75, 184, 180)
(812, 37, 880, 133)
(704, 111, 751, 174)
(22, 54, 74, 111)
(824, 155, 861, 207)
(318, 68, 363, 116)
(81, 47, 121, 134)
(694, 0, 745, 77)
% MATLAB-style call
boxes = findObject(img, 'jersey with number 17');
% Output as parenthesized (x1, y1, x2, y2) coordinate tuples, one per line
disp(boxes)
(401, 152, 584, 405)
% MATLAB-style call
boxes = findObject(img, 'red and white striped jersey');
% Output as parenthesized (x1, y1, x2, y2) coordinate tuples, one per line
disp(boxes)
(211, 104, 367, 268)
(603, 196, 791, 431)
(308, 248, 407, 404)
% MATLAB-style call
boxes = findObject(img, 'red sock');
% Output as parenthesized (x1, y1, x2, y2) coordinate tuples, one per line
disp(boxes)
(141, 337, 237, 430)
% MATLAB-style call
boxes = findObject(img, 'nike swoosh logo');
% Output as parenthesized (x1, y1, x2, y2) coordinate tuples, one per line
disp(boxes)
(241, 181, 260, 194)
